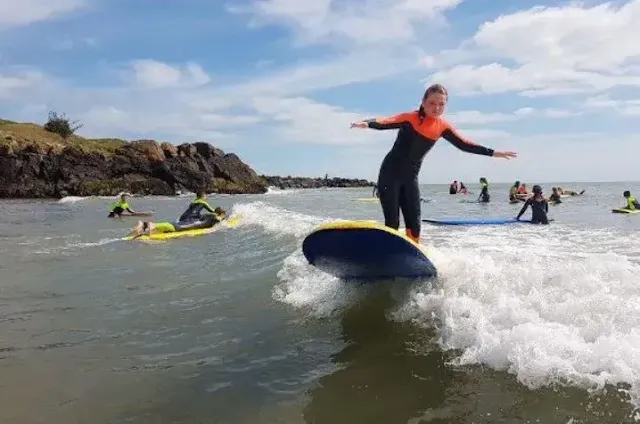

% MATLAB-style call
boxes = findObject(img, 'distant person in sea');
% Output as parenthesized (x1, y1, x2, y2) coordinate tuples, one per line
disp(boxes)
(372, 184, 379, 198)
(621, 190, 640, 211)
(477, 177, 490, 203)
(349, 83, 517, 242)
(108, 193, 138, 217)
(508, 181, 520, 202)
(449, 180, 458, 194)
(517, 183, 528, 195)
(557, 187, 585, 196)
(131, 191, 225, 237)
(459, 182, 468, 194)
(516, 185, 549, 224)
(549, 187, 562, 204)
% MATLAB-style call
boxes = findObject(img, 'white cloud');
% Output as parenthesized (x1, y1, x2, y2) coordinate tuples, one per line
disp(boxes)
(0, 0, 86, 30)
(248, 96, 388, 145)
(230, 0, 463, 47)
(584, 94, 640, 116)
(447, 107, 581, 125)
(131, 60, 211, 88)
(181, 48, 424, 112)
(0, 70, 46, 98)
(425, 0, 640, 96)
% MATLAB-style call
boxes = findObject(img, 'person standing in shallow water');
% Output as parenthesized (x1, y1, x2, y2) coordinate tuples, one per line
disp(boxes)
(350, 84, 517, 243)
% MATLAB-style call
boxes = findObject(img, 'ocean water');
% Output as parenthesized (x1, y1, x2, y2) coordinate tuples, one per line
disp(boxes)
(1, 182, 640, 424)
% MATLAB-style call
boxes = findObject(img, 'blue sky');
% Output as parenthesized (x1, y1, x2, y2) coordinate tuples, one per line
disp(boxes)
(0, 0, 639, 183)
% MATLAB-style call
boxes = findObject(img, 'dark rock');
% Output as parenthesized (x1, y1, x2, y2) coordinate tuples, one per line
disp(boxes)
(260, 175, 375, 190)
(0, 139, 269, 198)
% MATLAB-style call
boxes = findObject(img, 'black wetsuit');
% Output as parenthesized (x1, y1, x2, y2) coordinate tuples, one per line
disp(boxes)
(517, 196, 549, 224)
(549, 193, 562, 204)
(178, 198, 216, 222)
(449, 184, 457, 194)
(367, 111, 494, 238)
(175, 198, 220, 229)
(478, 185, 490, 203)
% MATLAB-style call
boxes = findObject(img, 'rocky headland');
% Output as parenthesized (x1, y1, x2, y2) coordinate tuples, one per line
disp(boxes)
(261, 175, 374, 190)
(0, 118, 374, 198)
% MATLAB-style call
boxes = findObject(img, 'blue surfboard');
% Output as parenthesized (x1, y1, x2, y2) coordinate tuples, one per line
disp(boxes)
(302, 220, 437, 280)
(423, 217, 522, 226)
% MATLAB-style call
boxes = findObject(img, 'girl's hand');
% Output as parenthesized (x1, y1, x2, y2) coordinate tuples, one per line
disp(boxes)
(493, 150, 517, 159)
(350, 121, 368, 129)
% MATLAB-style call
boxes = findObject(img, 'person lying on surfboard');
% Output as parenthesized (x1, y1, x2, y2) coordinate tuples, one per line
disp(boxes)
(131, 191, 225, 237)
(621, 191, 640, 211)
(516, 185, 549, 224)
(557, 187, 585, 196)
(131, 207, 226, 237)
(108, 193, 138, 217)
(349, 83, 517, 242)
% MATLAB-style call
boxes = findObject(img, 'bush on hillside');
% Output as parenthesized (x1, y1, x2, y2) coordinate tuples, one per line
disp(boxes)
(43, 111, 83, 139)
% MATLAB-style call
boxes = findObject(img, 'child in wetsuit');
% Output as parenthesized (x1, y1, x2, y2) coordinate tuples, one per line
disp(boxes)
(477, 177, 490, 203)
(108, 193, 136, 217)
(622, 190, 640, 210)
(516, 185, 549, 224)
(549, 187, 562, 204)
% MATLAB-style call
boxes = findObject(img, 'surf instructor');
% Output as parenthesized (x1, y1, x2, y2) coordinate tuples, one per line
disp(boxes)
(349, 83, 517, 243)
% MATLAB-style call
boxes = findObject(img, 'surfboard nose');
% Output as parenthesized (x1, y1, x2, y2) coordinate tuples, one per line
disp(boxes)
(302, 220, 437, 281)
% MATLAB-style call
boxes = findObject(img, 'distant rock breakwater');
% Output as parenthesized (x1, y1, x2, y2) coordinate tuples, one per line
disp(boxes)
(260, 175, 375, 190)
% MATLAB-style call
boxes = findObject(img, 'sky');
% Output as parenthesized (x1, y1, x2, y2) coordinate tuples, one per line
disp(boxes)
(0, 0, 639, 184)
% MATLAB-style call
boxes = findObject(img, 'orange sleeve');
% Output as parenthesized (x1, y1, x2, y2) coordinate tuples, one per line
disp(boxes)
(366, 112, 415, 130)
(440, 120, 494, 156)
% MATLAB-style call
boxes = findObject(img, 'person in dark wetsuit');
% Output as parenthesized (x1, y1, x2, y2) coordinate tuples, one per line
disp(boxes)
(349, 84, 517, 242)
(108, 193, 137, 217)
(508, 181, 520, 203)
(516, 185, 549, 224)
(449, 180, 458, 194)
(549, 187, 562, 204)
(477, 177, 490, 203)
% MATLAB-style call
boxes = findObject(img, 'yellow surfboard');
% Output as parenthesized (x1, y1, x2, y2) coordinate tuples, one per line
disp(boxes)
(302, 220, 437, 280)
(123, 215, 241, 241)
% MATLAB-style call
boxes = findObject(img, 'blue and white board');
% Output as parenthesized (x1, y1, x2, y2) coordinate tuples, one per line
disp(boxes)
(423, 217, 522, 226)
(302, 220, 437, 280)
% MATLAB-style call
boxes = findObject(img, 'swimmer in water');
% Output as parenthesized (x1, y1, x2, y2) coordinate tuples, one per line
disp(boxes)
(449, 180, 458, 194)
(350, 83, 517, 242)
(621, 190, 640, 211)
(477, 177, 490, 203)
(516, 185, 549, 224)
(549, 187, 562, 204)
(459, 182, 468, 194)
(508, 181, 520, 202)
